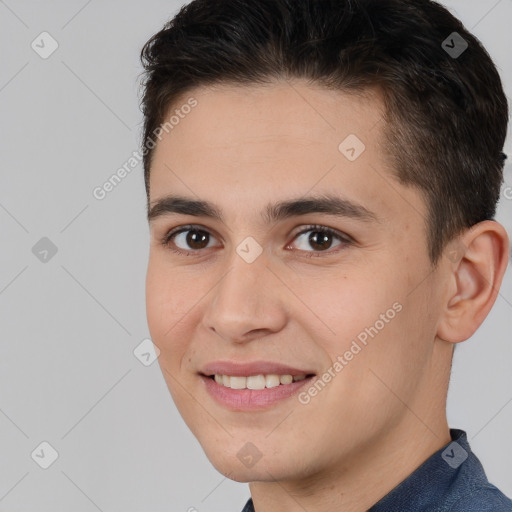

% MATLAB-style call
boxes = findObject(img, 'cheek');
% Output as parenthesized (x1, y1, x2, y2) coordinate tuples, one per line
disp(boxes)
(293, 270, 398, 351)
(299, 269, 421, 387)
(145, 258, 193, 355)
(145, 261, 200, 412)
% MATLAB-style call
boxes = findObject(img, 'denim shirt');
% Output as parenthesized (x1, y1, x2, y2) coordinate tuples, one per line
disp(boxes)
(241, 429, 512, 511)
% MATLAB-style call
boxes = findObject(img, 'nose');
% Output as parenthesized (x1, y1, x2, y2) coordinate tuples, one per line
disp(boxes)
(201, 248, 288, 344)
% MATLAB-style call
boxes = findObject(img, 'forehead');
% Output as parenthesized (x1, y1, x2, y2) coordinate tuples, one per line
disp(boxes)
(148, 80, 426, 229)
(152, 80, 384, 166)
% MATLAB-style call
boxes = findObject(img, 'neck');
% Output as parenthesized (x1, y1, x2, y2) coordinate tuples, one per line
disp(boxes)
(249, 415, 451, 512)
(248, 339, 454, 512)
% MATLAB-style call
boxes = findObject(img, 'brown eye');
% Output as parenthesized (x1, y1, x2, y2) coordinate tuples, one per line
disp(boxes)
(291, 225, 350, 254)
(307, 230, 335, 251)
(165, 227, 214, 251)
(182, 229, 210, 250)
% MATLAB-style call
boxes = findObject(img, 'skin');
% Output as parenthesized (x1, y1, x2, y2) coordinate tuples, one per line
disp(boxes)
(145, 80, 509, 512)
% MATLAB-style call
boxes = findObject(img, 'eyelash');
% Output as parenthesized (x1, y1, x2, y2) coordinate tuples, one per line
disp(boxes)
(161, 224, 353, 258)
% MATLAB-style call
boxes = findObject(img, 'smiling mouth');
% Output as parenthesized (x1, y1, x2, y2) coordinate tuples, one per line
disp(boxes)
(203, 373, 316, 390)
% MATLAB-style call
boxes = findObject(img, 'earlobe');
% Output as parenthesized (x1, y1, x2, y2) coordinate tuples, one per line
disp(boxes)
(437, 221, 509, 344)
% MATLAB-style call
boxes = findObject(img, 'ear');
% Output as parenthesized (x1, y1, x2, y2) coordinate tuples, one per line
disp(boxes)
(437, 220, 510, 343)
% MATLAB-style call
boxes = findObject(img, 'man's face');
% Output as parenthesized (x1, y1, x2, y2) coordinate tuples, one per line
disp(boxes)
(146, 81, 447, 481)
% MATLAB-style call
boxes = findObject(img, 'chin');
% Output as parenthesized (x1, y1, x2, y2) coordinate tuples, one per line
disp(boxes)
(202, 447, 263, 480)
(203, 445, 306, 483)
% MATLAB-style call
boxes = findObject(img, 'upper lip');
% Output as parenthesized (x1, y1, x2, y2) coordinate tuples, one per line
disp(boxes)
(200, 360, 315, 377)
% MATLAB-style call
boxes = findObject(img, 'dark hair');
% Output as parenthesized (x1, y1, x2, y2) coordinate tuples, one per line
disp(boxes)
(138, 0, 509, 264)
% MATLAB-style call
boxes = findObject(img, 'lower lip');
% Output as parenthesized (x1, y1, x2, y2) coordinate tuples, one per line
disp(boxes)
(200, 375, 314, 411)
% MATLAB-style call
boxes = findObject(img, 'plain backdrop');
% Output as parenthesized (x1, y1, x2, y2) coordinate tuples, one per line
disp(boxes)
(1, 1, 511, 510)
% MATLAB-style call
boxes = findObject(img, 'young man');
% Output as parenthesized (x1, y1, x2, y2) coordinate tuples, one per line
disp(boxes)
(139, 0, 512, 510)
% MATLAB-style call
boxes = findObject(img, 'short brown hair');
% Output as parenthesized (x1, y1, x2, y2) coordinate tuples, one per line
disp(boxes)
(139, 0, 508, 264)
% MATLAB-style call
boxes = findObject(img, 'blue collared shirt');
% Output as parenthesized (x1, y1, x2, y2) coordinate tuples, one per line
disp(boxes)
(241, 429, 512, 511)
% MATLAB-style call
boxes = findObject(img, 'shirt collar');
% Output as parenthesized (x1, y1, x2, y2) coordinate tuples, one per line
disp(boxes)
(369, 428, 475, 510)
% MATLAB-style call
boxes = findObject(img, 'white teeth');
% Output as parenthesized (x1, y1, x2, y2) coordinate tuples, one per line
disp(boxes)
(247, 375, 266, 390)
(212, 373, 308, 389)
(279, 374, 293, 385)
(265, 374, 281, 388)
(229, 376, 247, 389)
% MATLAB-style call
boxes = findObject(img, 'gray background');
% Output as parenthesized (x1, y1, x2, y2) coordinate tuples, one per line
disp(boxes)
(0, 1, 511, 510)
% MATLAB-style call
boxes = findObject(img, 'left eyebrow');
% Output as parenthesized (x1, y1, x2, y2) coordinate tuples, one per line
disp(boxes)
(147, 194, 379, 225)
